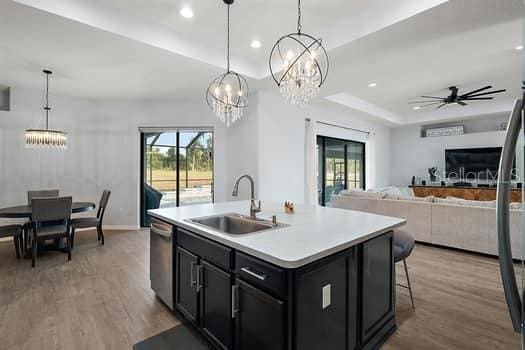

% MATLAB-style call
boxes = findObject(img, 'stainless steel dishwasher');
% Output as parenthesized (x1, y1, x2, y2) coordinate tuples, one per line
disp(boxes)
(150, 217, 175, 310)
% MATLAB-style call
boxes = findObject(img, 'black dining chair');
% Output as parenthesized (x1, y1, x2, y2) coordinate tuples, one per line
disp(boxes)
(27, 189, 60, 204)
(22, 189, 60, 252)
(71, 190, 111, 247)
(30, 196, 72, 268)
(0, 224, 22, 259)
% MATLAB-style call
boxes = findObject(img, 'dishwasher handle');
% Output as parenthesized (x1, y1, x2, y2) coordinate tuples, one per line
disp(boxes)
(151, 222, 173, 239)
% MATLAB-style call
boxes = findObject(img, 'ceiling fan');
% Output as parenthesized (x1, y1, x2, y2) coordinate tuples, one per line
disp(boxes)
(410, 85, 506, 109)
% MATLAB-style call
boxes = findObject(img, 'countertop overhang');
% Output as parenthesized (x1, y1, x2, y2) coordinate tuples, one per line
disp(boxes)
(149, 201, 406, 268)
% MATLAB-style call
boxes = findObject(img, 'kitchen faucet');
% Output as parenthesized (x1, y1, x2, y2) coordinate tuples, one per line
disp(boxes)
(232, 174, 261, 219)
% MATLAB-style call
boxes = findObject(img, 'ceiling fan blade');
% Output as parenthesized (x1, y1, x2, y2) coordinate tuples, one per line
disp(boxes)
(457, 101, 467, 106)
(436, 103, 447, 109)
(421, 95, 444, 99)
(462, 97, 494, 101)
(420, 101, 443, 107)
(461, 85, 492, 97)
(461, 89, 506, 98)
(409, 100, 444, 104)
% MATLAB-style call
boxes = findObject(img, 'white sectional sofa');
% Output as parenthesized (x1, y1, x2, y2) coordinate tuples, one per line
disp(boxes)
(332, 190, 523, 259)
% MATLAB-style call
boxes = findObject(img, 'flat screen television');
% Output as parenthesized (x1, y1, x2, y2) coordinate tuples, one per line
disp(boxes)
(445, 147, 508, 180)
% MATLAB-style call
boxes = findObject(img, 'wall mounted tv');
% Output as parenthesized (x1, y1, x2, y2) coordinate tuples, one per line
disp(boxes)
(445, 147, 512, 180)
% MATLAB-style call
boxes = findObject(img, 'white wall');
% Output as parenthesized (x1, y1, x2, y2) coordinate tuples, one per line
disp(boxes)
(0, 86, 258, 228)
(390, 125, 506, 186)
(0, 87, 393, 227)
(256, 91, 392, 204)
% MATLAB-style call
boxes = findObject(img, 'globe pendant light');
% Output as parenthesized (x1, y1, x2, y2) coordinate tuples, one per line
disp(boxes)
(25, 70, 67, 149)
(269, 0, 329, 106)
(206, 0, 249, 126)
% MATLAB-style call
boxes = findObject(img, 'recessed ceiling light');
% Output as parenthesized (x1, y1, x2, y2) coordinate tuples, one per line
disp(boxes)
(180, 7, 194, 18)
(515, 45, 523, 51)
(413, 106, 421, 110)
(368, 83, 377, 88)
(250, 40, 262, 49)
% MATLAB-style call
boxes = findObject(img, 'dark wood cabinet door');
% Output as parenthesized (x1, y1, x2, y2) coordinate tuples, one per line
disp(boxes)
(176, 247, 199, 324)
(200, 260, 233, 350)
(235, 279, 286, 350)
(360, 232, 395, 346)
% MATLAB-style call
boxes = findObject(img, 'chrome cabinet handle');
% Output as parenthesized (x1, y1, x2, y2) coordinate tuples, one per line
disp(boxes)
(151, 224, 172, 239)
(241, 267, 267, 281)
(231, 285, 239, 319)
(190, 261, 197, 288)
(196, 265, 203, 293)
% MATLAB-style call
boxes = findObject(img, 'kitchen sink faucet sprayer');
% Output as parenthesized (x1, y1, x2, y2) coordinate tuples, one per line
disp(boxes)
(232, 175, 261, 219)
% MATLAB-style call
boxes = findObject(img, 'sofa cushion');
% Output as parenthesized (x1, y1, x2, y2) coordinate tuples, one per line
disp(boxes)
(339, 190, 386, 199)
(510, 202, 522, 210)
(402, 195, 435, 203)
(378, 186, 403, 197)
(444, 196, 496, 208)
(384, 193, 400, 200)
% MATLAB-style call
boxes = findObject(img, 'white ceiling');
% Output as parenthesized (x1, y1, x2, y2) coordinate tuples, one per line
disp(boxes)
(0, 0, 524, 125)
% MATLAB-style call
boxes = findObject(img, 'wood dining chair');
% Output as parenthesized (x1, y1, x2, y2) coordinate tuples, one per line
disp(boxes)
(0, 224, 22, 259)
(71, 190, 111, 247)
(30, 196, 72, 268)
(23, 189, 60, 252)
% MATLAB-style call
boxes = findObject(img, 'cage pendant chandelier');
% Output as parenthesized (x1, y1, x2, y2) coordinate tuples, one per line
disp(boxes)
(206, 0, 249, 127)
(25, 70, 67, 149)
(269, 0, 329, 106)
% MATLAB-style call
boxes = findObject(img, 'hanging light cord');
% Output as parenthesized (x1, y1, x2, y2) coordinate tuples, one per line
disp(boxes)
(44, 71, 51, 130)
(297, 0, 302, 33)
(226, 4, 230, 72)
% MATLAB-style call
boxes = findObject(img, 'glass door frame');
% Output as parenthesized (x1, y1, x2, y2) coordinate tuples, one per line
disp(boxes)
(139, 128, 214, 227)
(317, 135, 366, 206)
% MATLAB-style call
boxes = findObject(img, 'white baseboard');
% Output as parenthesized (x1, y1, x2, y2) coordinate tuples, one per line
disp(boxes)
(104, 225, 140, 230)
(75, 225, 139, 231)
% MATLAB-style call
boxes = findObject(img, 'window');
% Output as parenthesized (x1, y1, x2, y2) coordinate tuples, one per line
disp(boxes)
(317, 135, 365, 206)
(140, 130, 214, 226)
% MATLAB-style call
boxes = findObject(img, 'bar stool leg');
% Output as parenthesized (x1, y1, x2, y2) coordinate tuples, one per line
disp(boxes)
(403, 259, 415, 309)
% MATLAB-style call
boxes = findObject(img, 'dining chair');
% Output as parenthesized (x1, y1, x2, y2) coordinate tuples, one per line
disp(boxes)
(0, 224, 22, 259)
(71, 190, 111, 247)
(27, 189, 60, 204)
(30, 196, 72, 268)
(23, 189, 60, 252)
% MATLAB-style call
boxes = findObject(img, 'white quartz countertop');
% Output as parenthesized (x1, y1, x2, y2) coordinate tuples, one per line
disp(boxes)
(148, 201, 406, 269)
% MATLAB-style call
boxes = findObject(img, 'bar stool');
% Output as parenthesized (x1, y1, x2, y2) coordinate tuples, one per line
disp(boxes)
(394, 230, 415, 309)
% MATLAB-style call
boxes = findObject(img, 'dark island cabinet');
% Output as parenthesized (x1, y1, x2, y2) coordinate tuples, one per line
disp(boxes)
(295, 254, 349, 350)
(166, 220, 395, 350)
(234, 279, 286, 350)
(175, 245, 234, 349)
(360, 232, 395, 350)
(200, 260, 234, 350)
(175, 247, 199, 324)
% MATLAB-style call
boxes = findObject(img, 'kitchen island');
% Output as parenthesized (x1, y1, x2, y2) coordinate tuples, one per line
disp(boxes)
(149, 201, 406, 350)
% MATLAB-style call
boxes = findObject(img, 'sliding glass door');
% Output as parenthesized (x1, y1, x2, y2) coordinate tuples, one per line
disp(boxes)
(317, 135, 365, 206)
(140, 130, 213, 226)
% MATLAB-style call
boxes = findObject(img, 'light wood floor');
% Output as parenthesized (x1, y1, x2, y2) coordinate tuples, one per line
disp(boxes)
(0, 230, 520, 350)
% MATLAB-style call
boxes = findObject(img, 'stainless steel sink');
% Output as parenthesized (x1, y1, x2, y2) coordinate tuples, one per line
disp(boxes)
(187, 213, 288, 235)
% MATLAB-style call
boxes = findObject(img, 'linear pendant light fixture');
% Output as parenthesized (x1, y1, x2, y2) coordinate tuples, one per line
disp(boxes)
(25, 70, 67, 149)
(206, 0, 249, 127)
(269, 0, 329, 106)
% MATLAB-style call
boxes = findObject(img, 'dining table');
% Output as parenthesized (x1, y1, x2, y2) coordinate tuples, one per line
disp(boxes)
(0, 201, 96, 256)
(0, 202, 96, 218)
